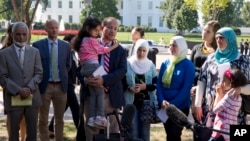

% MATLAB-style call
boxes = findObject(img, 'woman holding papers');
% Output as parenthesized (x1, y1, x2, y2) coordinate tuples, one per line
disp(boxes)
(156, 36, 195, 141)
(123, 39, 157, 141)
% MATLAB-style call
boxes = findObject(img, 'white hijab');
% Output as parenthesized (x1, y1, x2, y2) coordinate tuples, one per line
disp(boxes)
(128, 39, 153, 74)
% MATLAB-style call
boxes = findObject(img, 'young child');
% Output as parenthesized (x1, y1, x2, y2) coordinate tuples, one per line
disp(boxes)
(209, 68, 248, 141)
(74, 17, 119, 128)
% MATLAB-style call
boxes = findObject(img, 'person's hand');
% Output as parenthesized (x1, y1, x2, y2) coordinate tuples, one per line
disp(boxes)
(85, 76, 104, 87)
(228, 87, 241, 98)
(18, 87, 31, 100)
(128, 86, 137, 94)
(161, 100, 169, 109)
(215, 83, 224, 96)
(113, 39, 119, 47)
(135, 80, 146, 91)
(190, 86, 196, 97)
(195, 107, 203, 121)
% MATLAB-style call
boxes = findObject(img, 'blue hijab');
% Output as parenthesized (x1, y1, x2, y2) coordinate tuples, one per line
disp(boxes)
(215, 27, 238, 64)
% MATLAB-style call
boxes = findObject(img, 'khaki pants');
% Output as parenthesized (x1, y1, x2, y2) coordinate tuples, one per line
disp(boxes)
(39, 83, 67, 141)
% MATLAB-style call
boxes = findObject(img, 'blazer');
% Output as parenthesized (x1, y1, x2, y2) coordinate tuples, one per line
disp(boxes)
(32, 38, 71, 93)
(81, 43, 127, 109)
(0, 45, 43, 110)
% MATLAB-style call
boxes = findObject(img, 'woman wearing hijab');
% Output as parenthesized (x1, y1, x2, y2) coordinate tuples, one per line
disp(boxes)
(156, 36, 195, 141)
(123, 39, 157, 141)
(194, 27, 250, 141)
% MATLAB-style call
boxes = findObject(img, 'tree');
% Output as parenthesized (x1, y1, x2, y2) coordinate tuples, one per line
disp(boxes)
(231, 0, 244, 27)
(0, 0, 48, 29)
(173, 3, 198, 33)
(80, 0, 120, 23)
(158, 0, 184, 29)
(241, 2, 250, 26)
(184, 0, 229, 22)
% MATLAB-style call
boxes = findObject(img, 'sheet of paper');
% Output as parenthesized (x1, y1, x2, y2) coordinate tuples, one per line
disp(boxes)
(11, 95, 33, 106)
(157, 108, 168, 123)
(92, 65, 107, 77)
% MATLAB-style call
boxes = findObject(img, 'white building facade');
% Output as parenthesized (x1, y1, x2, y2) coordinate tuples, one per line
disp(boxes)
(37, 0, 168, 32)
(37, 0, 83, 24)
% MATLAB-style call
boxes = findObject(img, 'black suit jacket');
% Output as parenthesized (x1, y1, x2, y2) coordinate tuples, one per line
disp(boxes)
(80, 43, 127, 109)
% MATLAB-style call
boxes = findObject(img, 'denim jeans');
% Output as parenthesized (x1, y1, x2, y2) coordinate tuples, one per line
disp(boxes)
(131, 108, 150, 141)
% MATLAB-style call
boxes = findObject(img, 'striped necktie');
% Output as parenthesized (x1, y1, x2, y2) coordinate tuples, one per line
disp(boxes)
(104, 44, 110, 73)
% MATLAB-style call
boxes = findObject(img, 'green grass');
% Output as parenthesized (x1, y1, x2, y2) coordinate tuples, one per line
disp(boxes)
(0, 118, 193, 141)
(0, 30, 249, 46)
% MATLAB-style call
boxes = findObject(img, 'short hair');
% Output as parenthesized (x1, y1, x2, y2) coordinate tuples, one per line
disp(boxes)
(102, 17, 118, 27)
(12, 22, 29, 34)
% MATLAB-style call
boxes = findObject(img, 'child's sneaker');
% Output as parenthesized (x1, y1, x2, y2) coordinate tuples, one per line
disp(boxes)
(94, 115, 107, 127)
(87, 117, 96, 127)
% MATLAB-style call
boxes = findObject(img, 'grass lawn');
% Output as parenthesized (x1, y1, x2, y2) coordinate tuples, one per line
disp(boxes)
(0, 118, 193, 141)
(0, 30, 248, 46)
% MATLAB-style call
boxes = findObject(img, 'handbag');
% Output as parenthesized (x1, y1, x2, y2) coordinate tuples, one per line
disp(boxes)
(140, 99, 161, 124)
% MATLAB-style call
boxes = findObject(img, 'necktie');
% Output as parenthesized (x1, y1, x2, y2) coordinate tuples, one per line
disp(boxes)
(104, 44, 110, 73)
(51, 42, 58, 81)
(19, 49, 24, 69)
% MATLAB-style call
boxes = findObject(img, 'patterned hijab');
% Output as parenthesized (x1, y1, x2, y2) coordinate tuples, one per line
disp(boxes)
(215, 27, 238, 64)
(162, 36, 188, 87)
(128, 39, 153, 74)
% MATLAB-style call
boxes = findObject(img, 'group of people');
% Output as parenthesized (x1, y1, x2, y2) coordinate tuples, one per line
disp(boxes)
(0, 16, 249, 141)
(240, 38, 250, 56)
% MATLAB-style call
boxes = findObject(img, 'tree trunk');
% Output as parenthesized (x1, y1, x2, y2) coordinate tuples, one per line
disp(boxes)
(11, 0, 20, 21)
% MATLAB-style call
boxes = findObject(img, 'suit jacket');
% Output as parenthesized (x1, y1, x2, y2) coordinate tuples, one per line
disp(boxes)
(81, 43, 127, 109)
(68, 50, 78, 85)
(0, 45, 43, 111)
(32, 38, 71, 93)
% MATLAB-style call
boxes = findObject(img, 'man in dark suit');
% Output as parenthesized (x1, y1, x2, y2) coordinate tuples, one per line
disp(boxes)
(79, 17, 127, 141)
(32, 19, 71, 141)
(0, 22, 43, 141)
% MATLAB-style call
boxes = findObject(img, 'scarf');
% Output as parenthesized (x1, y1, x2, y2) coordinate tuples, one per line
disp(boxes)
(128, 39, 153, 74)
(162, 36, 188, 87)
(215, 27, 238, 64)
(162, 56, 185, 87)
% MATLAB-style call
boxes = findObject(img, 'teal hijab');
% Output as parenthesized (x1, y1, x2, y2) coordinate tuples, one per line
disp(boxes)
(215, 27, 238, 64)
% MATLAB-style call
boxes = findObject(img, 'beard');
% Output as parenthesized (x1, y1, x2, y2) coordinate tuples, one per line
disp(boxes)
(13, 39, 27, 47)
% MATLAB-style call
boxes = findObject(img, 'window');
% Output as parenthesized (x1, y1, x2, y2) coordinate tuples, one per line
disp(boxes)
(148, 1, 153, 10)
(137, 16, 141, 26)
(148, 16, 152, 27)
(58, 1, 62, 8)
(58, 15, 62, 22)
(69, 1, 73, 8)
(159, 17, 164, 27)
(120, 16, 123, 24)
(48, 0, 51, 8)
(137, 1, 141, 10)
(48, 15, 51, 20)
(69, 15, 73, 23)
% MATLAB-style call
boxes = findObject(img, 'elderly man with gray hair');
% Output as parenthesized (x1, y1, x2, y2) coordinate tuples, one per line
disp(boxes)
(0, 22, 43, 140)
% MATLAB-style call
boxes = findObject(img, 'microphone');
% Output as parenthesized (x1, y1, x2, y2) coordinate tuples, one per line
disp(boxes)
(165, 104, 193, 130)
(120, 104, 136, 141)
(165, 104, 230, 135)
(121, 104, 136, 131)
